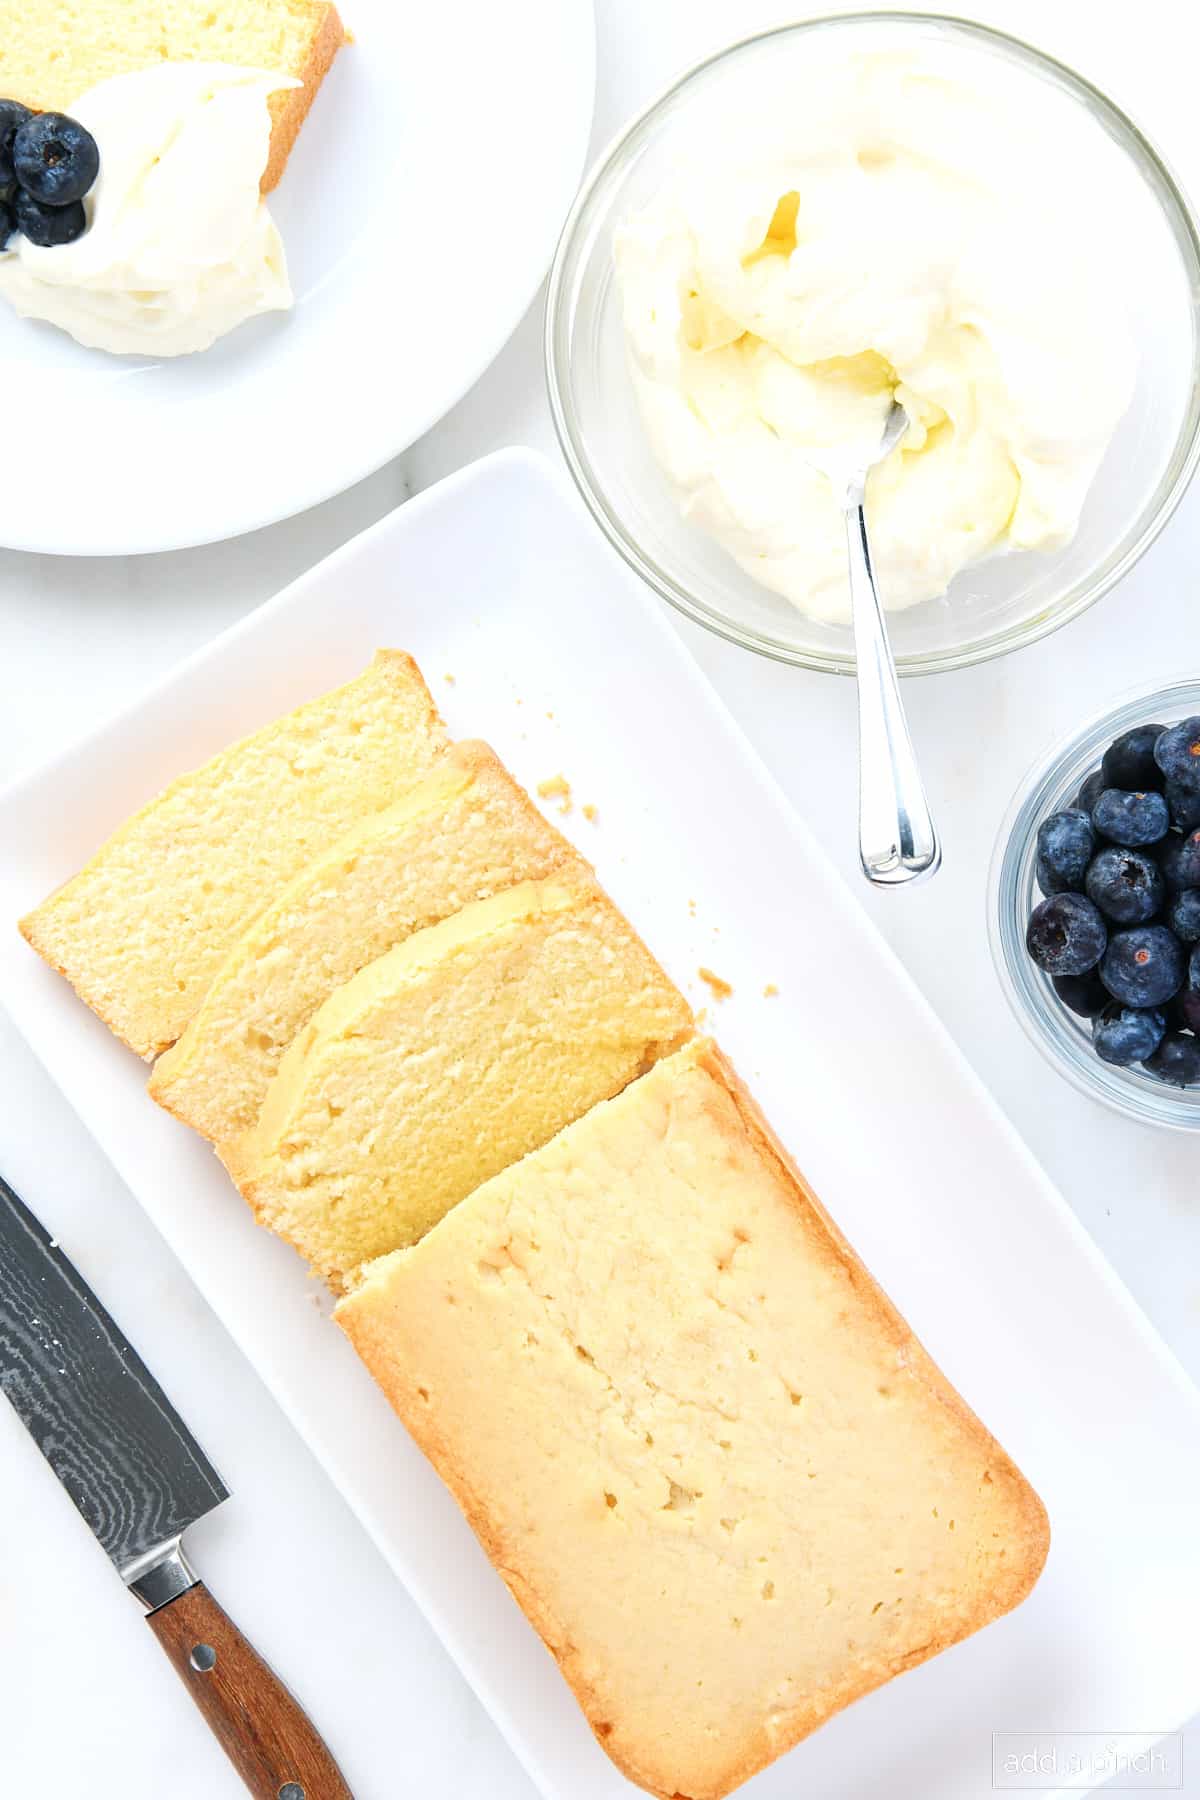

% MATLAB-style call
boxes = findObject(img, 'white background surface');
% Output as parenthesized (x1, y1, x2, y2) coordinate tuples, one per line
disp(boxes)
(1, 2, 1197, 1796)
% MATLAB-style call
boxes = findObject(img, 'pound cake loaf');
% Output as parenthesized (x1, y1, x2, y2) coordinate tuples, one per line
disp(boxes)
(150, 741, 585, 1144)
(232, 873, 693, 1288)
(21, 652, 446, 1061)
(339, 1039, 1050, 1800)
(0, 0, 344, 191)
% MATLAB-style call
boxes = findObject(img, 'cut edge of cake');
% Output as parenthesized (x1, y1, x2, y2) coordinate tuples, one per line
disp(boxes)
(18, 649, 446, 1061)
(226, 871, 694, 1287)
(148, 738, 588, 1143)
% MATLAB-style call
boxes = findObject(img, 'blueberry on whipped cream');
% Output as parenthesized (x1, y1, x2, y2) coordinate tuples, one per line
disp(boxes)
(13, 111, 100, 206)
(0, 99, 31, 187)
(12, 187, 87, 248)
(0, 100, 98, 249)
(0, 64, 298, 357)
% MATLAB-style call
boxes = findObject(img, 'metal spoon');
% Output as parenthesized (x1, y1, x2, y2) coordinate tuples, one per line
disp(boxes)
(826, 399, 941, 887)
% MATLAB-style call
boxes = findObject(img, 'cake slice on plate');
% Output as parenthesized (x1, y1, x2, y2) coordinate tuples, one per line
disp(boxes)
(0, 0, 343, 189)
(338, 1038, 1050, 1800)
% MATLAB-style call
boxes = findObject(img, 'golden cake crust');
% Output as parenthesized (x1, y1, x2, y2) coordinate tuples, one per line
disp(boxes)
(261, 2, 343, 191)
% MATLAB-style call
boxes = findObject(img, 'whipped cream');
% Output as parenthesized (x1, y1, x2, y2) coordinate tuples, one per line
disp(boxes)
(0, 63, 298, 357)
(615, 53, 1136, 623)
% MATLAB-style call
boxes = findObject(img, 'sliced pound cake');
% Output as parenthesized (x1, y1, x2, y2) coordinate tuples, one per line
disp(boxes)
(0, 0, 344, 191)
(21, 652, 446, 1061)
(338, 1039, 1050, 1800)
(150, 741, 585, 1144)
(230, 874, 692, 1288)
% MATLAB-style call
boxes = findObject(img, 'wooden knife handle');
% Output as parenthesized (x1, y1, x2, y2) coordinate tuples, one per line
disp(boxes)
(147, 1581, 353, 1799)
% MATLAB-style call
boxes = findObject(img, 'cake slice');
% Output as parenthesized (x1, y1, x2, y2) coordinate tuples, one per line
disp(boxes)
(0, 0, 344, 191)
(338, 1039, 1050, 1800)
(20, 651, 447, 1061)
(150, 741, 585, 1144)
(230, 874, 693, 1288)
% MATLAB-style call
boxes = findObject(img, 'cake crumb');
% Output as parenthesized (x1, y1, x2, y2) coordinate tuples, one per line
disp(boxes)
(582, 803, 598, 824)
(687, 898, 697, 916)
(763, 983, 779, 998)
(545, 710, 555, 721)
(698, 966, 733, 1002)
(443, 673, 456, 686)
(695, 1007, 709, 1028)
(538, 773, 573, 815)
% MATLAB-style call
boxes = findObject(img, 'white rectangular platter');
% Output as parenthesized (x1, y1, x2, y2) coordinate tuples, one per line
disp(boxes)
(1, 448, 1197, 1800)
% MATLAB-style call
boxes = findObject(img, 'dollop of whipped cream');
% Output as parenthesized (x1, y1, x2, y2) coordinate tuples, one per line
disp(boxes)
(0, 62, 298, 357)
(615, 53, 1137, 623)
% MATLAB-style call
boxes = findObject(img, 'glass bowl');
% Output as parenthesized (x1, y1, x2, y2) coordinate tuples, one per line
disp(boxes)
(545, 13, 1200, 677)
(989, 679, 1200, 1131)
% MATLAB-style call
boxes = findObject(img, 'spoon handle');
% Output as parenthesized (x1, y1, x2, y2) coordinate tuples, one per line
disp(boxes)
(845, 498, 941, 887)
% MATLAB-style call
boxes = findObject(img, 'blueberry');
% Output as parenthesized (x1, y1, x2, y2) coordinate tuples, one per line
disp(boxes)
(1093, 1003, 1166, 1066)
(1035, 808, 1094, 894)
(1144, 1032, 1200, 1087)
(12, 111, 99, 208)
(1092, 788, 1169, 847)
(1154, 716, 1200, 791)
(0, 196, 14, 250)
(1172, 986, 1200, 1034)
(1074, 768, 1106, 814)
(12, 186, 86, 248)
(0, 98, 31, 190)
(1166, 888, 1200, 945)
(1053, 971, 1109, 1018)
(1175, 985, 1200, 1034)
(1026, 893, 1107, 976)
(1100, 925, 1186, 1008)
(1161, 829, 1200, 892)
(1166, 780, 1200, 833)
(1101, 723, 1166, 793)
(1084, 847, 1164, 925)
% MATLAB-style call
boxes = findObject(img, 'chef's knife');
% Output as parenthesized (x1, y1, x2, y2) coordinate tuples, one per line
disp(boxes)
(0, 1173, 352, 1800)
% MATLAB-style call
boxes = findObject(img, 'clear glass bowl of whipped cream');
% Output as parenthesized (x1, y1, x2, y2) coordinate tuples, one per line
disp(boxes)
(546, 14, 1200, 676)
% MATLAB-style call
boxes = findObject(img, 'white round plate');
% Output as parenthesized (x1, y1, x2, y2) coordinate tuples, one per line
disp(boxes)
(0, 0, 595, 554)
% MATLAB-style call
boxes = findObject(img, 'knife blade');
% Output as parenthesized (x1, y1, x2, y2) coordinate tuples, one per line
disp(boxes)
(0, 1173, 353, 1800)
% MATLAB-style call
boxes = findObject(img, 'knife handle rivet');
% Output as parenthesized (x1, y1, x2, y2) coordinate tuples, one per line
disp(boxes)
(188, 1643, 217, 1673)
(278, 1786, 306, 1800)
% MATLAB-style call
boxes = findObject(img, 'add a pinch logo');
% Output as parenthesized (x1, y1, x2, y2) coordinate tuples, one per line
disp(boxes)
(992, 1732, 1183, 1789)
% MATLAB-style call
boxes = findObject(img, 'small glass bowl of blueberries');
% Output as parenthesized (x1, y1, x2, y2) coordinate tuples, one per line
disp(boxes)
(990, 680, 1200, 1128)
